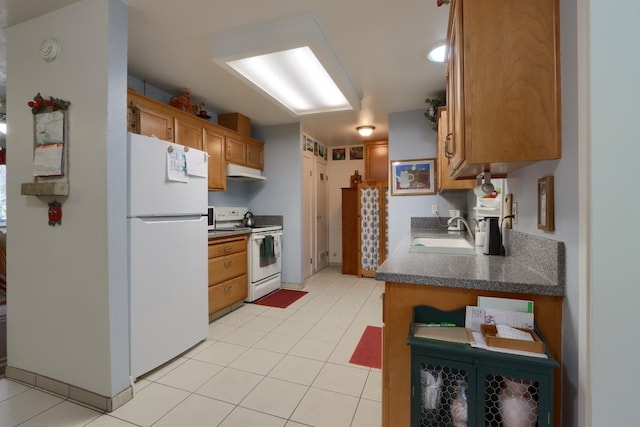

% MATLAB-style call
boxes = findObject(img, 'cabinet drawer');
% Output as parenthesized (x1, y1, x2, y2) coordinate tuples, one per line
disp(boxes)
(209, 252, 247, 285)
(208, 238, 246, 258)
(209, 274, 248, 314)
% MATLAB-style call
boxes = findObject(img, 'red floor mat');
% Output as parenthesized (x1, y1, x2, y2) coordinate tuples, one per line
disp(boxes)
(252, 289, 308, 309)
(349, 325, 382, 369)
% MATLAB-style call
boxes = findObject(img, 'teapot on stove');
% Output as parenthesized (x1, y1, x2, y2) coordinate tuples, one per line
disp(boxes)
(243, 211, 255, 228)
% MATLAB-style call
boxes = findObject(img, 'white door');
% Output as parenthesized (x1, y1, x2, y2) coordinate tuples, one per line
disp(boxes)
(315, 159, 328, 271)
(128, 133, 207, 217)
(129, 215, 208, 378)
(302, 154, 314, 278)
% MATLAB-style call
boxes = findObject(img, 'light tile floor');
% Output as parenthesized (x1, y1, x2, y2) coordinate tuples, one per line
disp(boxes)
(0, 267, 384, 427)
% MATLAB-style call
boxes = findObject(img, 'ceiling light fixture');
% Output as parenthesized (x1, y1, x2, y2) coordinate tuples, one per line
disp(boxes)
(210, 14, 360, 116)
(357, 125, 375, 137)
(427, 44, 447, 63)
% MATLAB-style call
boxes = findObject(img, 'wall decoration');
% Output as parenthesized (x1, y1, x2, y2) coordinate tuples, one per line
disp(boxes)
(318, 144, 325, 158)
(305, 136, 314, 152)
(21, 92, 71, 197)
(332, 148, 346, 160)
(350, 146, 364, 160)
(537, 176, 555, 231)
(28, 93, 70, 178)
(314, 141, 318, 155)
(390, 158, 436, 196)
(48, 201, 62, 226)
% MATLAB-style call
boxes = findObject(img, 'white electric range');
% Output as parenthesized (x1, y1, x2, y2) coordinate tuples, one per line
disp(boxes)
(211, 207, 282, 302)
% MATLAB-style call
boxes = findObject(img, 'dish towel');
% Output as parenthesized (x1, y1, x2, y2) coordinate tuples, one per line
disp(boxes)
(260, 235, 276, 267)
(274, 236, 281, 258)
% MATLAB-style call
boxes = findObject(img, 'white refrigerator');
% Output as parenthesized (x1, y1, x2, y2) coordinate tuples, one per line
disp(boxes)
(128, 133, 208, 379)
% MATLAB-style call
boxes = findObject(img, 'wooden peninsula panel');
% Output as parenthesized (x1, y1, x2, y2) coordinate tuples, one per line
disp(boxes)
(382, 282, 563, 427)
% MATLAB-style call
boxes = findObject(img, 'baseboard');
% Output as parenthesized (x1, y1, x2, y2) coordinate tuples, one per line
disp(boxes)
(5, 366, 132, 412)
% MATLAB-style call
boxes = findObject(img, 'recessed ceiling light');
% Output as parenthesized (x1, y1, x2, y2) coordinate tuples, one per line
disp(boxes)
(427, 44, 447, 63)
(210, 14, 360, 116)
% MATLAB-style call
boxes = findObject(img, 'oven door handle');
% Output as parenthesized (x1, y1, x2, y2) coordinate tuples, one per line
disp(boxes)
(252, 232, 282, 241)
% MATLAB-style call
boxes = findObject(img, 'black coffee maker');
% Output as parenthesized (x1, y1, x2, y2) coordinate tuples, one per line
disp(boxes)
(483, 216, 505, 256)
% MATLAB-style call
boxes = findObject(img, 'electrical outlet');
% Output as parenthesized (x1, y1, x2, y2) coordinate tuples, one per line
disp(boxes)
(512, 202, 518, 224)
(432, 205, 439, 216)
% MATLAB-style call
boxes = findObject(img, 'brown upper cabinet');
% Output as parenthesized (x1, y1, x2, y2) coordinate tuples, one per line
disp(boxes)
(364, 140, 389, 185)
(127, 90, 174, 142)
(445, 0, 561, 179)
(437, 107, 474, 192)
(128, 88, 235, 191)
(224, 136, 264, 170)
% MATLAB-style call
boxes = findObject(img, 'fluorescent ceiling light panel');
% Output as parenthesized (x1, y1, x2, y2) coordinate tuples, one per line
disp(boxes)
(210, 14, 360, 116)
(227, 47, 351, 115)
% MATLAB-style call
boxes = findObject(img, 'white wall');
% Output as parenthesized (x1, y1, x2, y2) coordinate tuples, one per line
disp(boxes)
(252, 123, 303, 285)
(327, 147, 364, 266)
(588, 0, 640, 424)
(6, 0, 130, 397)
(387, 109, 461, 252)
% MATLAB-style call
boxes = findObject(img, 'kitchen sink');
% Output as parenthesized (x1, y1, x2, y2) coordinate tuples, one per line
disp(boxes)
(409, 235, 477, 256)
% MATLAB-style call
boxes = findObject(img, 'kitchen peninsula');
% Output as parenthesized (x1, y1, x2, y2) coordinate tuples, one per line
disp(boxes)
(375, 224, 565, 427)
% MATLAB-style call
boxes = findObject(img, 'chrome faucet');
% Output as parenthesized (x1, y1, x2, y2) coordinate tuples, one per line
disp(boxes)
(447, 216, 475, 240)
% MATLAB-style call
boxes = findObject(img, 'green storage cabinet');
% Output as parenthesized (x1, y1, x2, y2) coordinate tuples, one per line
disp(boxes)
(408, 306, 558, 427)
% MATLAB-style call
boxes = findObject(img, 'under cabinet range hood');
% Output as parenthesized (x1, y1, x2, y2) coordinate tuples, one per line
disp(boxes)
(226, 163, 267, 181)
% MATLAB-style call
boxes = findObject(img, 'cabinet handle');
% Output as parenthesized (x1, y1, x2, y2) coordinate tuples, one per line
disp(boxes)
(224, 260, 232, 267)
(444, 133, 453, 158)
(223, 246, 233, 253)
(168, 127, 172, 141)
(224, 286, 232, 293)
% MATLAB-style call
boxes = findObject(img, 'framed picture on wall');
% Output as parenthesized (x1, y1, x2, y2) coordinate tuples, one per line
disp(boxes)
(390, 158, 436, 195)
(349, 146, 364, 160)
(332, 148, 346, 160)
(305, 136, 314, 152)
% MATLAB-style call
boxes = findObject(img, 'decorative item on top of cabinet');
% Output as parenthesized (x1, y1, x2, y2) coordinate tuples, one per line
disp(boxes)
(445, 0, 561, 179)
(364, 140, 388, 184)
(350, 170, 362, 188)
(436, 107, 475, 192)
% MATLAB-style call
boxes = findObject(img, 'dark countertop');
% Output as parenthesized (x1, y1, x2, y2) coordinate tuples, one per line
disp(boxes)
(375, 228, 565, 297)
(207, 229, 251, 239)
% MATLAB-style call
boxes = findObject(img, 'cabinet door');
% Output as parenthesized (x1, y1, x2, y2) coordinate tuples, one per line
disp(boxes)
(411, 355, 475, 427)
(476, 366, 553, 427)
(174, 114, 204, 151)
(364, 140, 389, 184)
(246, 138, 264, 170)
(129, 93, 174, 142)
(225, 136, 246, 165)
(446, 0, 465, 176)
(208, 274, 248, 315)
(437, 108, 474, 191)
(204, 126, 226, 191)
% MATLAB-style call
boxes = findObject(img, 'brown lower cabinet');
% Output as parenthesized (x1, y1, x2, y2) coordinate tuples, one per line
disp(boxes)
(341, 188, 358, 275)
(208, 235, 248, 315)
(382, 282, 563, 427)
